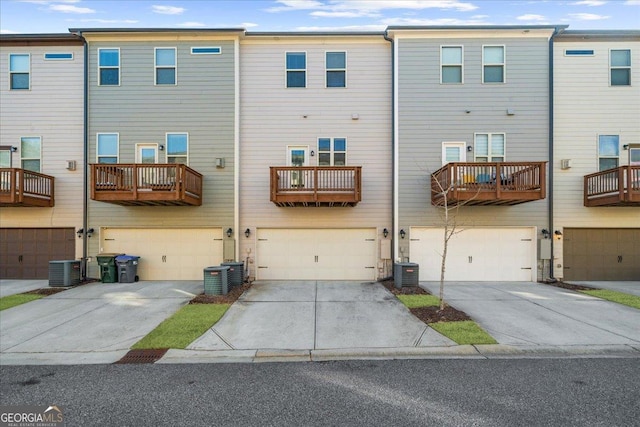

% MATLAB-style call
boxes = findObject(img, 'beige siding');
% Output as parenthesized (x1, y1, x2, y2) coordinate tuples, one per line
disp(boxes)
(553, 38, 640, 277)
(0, 44, 84, 259)
(239, 36, 392, 266)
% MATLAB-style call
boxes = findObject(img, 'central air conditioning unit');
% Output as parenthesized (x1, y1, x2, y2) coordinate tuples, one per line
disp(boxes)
(394, 262, 419, 288)
(203, 266, 229, 295)
(49, 260, 81, 287)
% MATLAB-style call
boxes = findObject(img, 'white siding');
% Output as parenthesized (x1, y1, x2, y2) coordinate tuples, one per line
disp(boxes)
(0, 43, 84, 259)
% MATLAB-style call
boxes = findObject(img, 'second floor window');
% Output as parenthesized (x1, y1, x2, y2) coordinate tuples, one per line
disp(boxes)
(326, 52, 346, 88)
(97, 133, 119, 163)
(166, 133, 188, 164)
(286, 52, 306, 88)
(441, 46, 463, 84)
(475, 133, 505, 162)
(483, 46, 505, 83)
(318, 138, 347, 166)
(21, 137, 41, 172)
(598, 135, 619, 171)
(98, 48, 120, 86)
(610, 49, 631, 86)
(9, 54, 30, 90)
(155, 48, 177, 85)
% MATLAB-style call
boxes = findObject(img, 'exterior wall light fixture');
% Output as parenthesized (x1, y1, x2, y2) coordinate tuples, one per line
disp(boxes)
(226, 228, 233, 238)
(383, 228, 389, 238)
(399, 229, 406, 239)
(245, 228, 251, 238)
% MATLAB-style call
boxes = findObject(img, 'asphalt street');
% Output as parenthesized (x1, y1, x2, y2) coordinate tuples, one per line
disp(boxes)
(1, 358, 638, 427)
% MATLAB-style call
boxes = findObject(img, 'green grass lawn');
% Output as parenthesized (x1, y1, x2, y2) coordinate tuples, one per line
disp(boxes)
(580, 289, 640, 310)
(0, 294, 44, 311)
(396, 294, 440, 308)
(430, 321, 497, 345)
(132, 304, 230, 350)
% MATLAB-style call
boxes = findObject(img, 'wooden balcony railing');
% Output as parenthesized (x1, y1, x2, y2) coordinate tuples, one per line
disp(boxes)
(431, 162, 547, 206)
(584, 165, 640, 207)
(270, 166, 362, 207)
(91, 164, 203, 206)
(0, 168, 55, 207)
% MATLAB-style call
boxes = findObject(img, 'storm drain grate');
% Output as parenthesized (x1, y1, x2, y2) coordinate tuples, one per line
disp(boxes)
(115, 349, 169, 364)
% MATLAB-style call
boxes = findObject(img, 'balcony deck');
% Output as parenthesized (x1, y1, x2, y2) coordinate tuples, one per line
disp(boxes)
(270, 166, 362, 207)
(91, 164, 203, 206)
(584, 165, 640, 207)
(431, 162, 547, 206)
(0, 168, 55, 207)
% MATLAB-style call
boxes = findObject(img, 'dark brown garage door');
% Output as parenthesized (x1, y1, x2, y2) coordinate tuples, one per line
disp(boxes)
(563, 228, 640, 281)
(0, 228, 76, 279)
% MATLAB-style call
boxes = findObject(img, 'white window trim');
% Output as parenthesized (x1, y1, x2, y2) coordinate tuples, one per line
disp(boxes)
(96, 133, 119, 163)
(441, 142, 467, 165)
(285, 51, 307, 88)
(44, 52, 74, 60)
(440, 45, 464, 85)
(191, 46, 221, 55)
(564, 49, 594, 57)
(165, 132, 189, 164)
(98, 47, 120, 87)
(20, 136, 42, 172)
(325, 51, 347, 89)
(597, 134, 620, 171)
(155, 47, 177, 86)
(482, 45, 506, 84)
(609, 48, 631, 87)
(474, 133, 506, 162)
(9, 53, 30, 91)
(629, 144, 640, 166)
(287, 145, 309, 166)
(135, 143, 159, 163)
(317, 137, 347, 166)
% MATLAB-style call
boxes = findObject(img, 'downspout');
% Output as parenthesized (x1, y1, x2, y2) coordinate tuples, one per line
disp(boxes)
(79, 31, 89, 280)
(548, 27, 558, 280)
(383, 30, 397, 265)
(234, 36, 240, 262)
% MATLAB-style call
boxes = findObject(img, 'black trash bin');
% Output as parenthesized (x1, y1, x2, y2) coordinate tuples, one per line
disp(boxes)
(203, 266, 230, 295)
(116, 255, 140, 283)
(96, 253, 122, 283)
(221, 261, 244, 288)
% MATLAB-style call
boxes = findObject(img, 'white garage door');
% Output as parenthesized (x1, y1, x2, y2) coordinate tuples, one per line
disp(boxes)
(410, 227, 536, 281)
(256, 228, 377, 281)
(101, 228, 224, 280)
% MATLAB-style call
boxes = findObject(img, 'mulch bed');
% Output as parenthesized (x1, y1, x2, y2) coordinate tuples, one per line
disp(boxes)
(541, 281, 599, 291)
(24, 288, 68, 296)
(189, 281, 253, 304)
(381, 279, 470, 324)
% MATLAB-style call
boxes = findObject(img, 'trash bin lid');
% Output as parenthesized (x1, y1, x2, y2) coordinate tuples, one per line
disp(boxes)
(115, 255, 140, 262)
(97, 253, 123, 259)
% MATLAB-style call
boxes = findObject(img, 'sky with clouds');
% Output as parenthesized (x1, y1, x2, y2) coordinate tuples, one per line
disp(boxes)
(1, 0, 639, 34)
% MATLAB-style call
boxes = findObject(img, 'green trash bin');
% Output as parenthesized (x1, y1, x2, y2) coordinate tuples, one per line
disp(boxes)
(96, 253, 122, 283)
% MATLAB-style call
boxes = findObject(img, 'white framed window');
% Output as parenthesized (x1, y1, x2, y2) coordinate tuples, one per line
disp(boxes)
(97, 133, 119, 163)
(610, 49, 631, 86)
(166, 133, 188, 164)
(483, 45, 505, 84)
(9, 53, 30, 90)
(286, 52, 306, 88)
(155, 47, 177, 85)
(598, 135, 619, 171)
(136, 144, 159, 164)
(0, 146, 12, 168)
(20, 136, 41, 172)
(442, 142, 466, 164)
(474, 133, 505, 162)
(44, 53, 73, 60)
(326, 51, 346, 88)
(564, 49, 594, 56)
(191, 47, 221, 55)
(98, 48, 120, 86)
(318, 138, 347, 166)
(629, 144, 640, 166)
(441, 46, 463, 84)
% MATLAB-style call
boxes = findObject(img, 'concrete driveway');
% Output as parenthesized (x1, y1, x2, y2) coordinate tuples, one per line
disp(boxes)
(565, 281, 640, 297)
(0, 280, 201, 365)
(419, 281, 640, 348)
(0, 279, 48, 297)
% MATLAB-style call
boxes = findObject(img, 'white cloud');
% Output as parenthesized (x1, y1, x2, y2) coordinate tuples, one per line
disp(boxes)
(18, 0, 80, 4)
(383, 17, 492, 25)
(571, 0, 607, 5)
(177, 21, 206, 27)
(49, 4, 95, 13)
(240, 22, 260, 28)
(151, 5, 185, 15)
(70, 18, 140, 24)
(568, 12, 611, 20)
(624, 0, 640, 4)
(517, 14, 547, 21)
(1, 29, 19, 34)
(267, 0, 479, 17)
(310, 10, 380, 18)
(295, 24, 387, 31)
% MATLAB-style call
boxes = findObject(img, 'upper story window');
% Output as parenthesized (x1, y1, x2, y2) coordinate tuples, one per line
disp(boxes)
(97, 133, 119, 163)
(9, 54, 30, 90)
(610, 49, 631, 86)
(318, 138, 347, 166)
(326, 51, 346, 88)
(483, 46, 505, 84)
(474, 133, 505, 162)
(598, 135, 619, 171)
(155, 48, 177, 85)
(166, 133, 188, 164)
(191, 47, 221, 55)
(286, 52, 306, 88)
(44, 53, 73, 60)
(0, 146, 13, 168)
(98, 48, 120, 86)
(20, 137, 41, 172)
(441, 46, 463, 84)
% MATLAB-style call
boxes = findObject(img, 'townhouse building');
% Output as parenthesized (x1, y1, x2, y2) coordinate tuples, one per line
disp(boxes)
(239, 32, 392, 281)
(0, 34, 84, 279)
(553, 30, 640, 281)
(72, 29, 242, 280)
(388, 26, 563, 282)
